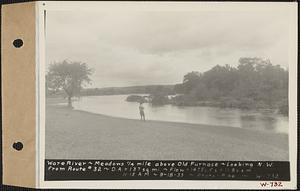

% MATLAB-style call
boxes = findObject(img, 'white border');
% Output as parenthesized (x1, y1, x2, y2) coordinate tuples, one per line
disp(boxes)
(37, 1, 298, 189)
(37, 1, 46, 189)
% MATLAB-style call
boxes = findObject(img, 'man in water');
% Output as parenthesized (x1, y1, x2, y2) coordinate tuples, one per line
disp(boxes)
(139, 102, 145, 121)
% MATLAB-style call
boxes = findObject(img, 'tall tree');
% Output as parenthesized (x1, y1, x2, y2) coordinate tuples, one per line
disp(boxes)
(46, 60, 93, 107)
(182, 71, 201, 93)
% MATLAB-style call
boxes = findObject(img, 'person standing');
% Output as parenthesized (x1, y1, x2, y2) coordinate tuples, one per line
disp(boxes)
(139, 103, 145, 121)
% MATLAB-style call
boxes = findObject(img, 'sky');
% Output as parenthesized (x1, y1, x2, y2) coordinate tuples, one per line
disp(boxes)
(46, 8, 291, 88)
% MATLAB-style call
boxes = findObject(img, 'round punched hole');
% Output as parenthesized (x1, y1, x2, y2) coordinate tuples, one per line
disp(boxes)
(12, 142, 23, 151)
(13, 39, 23, 48)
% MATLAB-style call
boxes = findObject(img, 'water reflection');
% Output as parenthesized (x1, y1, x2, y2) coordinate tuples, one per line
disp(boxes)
(72, 95, 288, 134)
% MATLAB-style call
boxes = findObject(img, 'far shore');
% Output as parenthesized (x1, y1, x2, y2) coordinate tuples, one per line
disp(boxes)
(46, 98, 289, 161)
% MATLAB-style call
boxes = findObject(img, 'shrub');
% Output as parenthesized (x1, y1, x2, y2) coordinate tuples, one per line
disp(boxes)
(278, 99, 288, 116)
(151, 94, 169, 105)
(126, 95, 145, 103)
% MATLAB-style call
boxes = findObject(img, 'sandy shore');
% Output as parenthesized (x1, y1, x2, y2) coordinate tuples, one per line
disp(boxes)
(45, 103, 289, 160)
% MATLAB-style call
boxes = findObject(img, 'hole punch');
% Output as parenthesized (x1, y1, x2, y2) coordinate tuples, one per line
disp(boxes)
(13, 39, 23, 48)
(12, 142, 23, 151)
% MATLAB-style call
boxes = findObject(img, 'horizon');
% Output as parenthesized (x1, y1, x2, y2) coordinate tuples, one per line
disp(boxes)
(72, 61, 289, 89)
(46, 9, 291, 88)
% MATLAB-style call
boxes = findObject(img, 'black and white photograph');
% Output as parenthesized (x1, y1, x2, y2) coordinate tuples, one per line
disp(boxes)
(41, 1, 297, 188)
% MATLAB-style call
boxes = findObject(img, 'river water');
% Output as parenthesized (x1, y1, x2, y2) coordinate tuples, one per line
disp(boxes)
(72, 95, 288, 134)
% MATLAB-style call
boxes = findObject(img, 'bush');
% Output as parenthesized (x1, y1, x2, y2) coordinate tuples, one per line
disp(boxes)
(237, 98, 256, 109)
(219, 97, 240, 108)
(170, 94, 197, 106)
(278, 99, 288, 116)
(151, 94, 170, 105)
(126, 95, 145, 103)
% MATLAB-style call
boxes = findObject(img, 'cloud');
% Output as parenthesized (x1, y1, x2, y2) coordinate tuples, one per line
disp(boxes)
(46, 9, 291, 87)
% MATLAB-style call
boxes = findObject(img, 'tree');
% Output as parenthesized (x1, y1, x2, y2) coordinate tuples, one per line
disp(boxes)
(176, 57, 288, 112)
(201, 64, 238, 98)
(236, 57, 288, 106)
(46, 60, 93, 107)
(182, 71, 201, 93)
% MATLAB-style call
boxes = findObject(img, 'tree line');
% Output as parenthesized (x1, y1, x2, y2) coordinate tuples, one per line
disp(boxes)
(80, 85, 175, 96)
(170, 57, 288, 115)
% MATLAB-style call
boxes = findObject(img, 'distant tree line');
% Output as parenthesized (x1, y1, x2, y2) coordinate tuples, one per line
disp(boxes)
(79, 85, 175, 96)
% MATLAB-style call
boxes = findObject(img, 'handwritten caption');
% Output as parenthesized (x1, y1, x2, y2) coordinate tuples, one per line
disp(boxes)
(260, 181, 284, 188)
(45, 160, 290, 181)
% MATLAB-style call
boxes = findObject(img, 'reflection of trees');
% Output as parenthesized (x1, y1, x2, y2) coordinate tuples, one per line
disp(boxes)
(239, 114, 276, 131)
(240, 115, 257, 129)
(260, 115, 277, 130)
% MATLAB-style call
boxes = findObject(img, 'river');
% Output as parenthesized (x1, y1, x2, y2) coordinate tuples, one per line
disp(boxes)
(72, 95, 288, 134)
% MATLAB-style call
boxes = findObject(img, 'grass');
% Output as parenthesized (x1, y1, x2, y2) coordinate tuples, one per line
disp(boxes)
(45, 98, 289, 161)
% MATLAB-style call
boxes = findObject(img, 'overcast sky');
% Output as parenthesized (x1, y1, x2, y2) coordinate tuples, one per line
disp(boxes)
(46, 9, 290, 88)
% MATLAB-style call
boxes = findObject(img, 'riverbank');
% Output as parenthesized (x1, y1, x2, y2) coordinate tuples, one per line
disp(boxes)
(46, 100, 289, 160)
